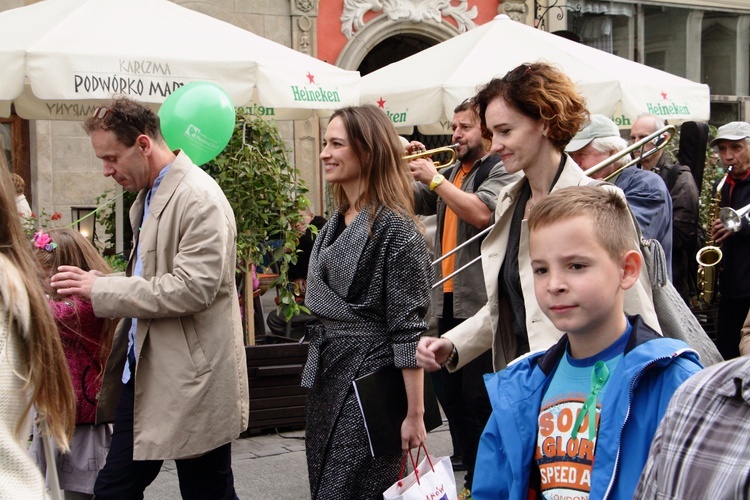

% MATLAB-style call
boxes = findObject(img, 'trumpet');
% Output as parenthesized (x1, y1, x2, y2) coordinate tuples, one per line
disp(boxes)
(403, 143, 459, 170)
(720, 203, 750, 232)
(432, 125, 676, 289)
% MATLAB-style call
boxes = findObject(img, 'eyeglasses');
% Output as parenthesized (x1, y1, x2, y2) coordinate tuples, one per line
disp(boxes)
(91, 105, 146, 136)
(92, 106, 111, 120)
(502, 64, 532, 83)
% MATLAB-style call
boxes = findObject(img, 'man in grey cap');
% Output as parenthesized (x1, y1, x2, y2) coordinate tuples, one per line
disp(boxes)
(566, 114, 673, 273)
(709, 121, 750, 359)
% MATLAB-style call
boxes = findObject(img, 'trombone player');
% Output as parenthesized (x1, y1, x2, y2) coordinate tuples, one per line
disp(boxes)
(631, 114, 699, 305)
(407, 98, 519, 499)
(566, 114, 673, 275)
(710, 121, 750, 360)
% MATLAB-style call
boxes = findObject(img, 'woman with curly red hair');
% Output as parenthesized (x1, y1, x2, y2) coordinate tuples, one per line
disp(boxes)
(418, 62, 659, 381)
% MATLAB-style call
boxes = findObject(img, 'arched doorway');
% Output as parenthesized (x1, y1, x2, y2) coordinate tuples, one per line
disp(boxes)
(357, 34, 434, 76)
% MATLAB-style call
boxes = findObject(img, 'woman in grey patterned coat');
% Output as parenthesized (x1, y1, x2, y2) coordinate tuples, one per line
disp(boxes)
(301, 105, 433, 499)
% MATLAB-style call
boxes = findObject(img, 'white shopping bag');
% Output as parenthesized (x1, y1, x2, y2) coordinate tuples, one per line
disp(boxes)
(383, 446, 457, 500)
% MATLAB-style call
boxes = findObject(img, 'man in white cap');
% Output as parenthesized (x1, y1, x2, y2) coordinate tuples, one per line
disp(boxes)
(709, 121, 750, 359)
(566, 114, 673, 274)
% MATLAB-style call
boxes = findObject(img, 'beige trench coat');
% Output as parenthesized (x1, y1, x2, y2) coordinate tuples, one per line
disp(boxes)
(92, 152, 249, 460)
(444, 156, 660, 372)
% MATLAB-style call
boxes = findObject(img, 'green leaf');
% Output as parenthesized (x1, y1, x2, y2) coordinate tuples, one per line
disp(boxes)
(204, 111, 313, 338)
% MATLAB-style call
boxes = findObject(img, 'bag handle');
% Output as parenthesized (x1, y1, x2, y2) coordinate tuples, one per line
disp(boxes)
(397, 444, 435, 486)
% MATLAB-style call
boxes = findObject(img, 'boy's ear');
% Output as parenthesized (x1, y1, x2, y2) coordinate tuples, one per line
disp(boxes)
(620, 249, 642, 290)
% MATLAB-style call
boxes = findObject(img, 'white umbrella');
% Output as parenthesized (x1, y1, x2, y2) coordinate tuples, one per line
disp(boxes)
(0, 0, 360, 120)
(361, 14, 710, 133)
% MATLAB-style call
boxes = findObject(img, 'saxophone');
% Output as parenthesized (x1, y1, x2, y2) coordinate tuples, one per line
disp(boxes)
(695, 169, 730, 305)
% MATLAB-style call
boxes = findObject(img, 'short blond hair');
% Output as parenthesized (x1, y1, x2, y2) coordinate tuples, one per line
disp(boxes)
(528, 186, 637, 261)
(11, 173, 24, 195)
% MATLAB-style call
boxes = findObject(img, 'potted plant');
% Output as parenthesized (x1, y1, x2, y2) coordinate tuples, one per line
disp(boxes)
(206, 112, 314, 434)
(205, 111, 313, 344)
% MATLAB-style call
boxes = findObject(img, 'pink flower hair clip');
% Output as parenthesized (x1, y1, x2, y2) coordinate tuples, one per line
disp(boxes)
(33, 230, 58, 252)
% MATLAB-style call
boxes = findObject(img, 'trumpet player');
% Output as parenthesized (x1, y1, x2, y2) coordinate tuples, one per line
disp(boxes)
(710, 121, 750, 360)
(407, 98, 519, 499)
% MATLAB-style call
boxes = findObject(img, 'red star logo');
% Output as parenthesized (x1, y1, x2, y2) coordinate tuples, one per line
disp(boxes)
(377, 97, 386, 108)
(306, 72, 315, 84)
(660, 91, 668, 100)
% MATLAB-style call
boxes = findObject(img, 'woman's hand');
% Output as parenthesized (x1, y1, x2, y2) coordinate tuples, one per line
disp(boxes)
(401, 413, 427, 451)
(401, 367, 427, 451)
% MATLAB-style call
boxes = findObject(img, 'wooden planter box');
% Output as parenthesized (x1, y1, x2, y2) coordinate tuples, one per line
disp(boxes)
(244, 337, 309, 435)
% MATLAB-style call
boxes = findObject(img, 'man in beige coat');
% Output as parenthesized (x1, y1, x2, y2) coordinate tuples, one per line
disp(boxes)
(51, 98, 248, 499)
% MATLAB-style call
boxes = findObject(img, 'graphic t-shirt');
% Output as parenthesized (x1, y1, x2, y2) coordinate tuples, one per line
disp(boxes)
(535, 321, 631, 499)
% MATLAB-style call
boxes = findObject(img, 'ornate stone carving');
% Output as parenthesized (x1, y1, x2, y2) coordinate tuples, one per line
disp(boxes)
(296, 15, 313, 55)
(340, 0, 477, 39)
(502, 1, 528, 24)
(295, 0, 314, 13)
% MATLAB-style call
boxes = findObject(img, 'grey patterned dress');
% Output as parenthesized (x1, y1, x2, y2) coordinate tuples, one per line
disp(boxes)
(302, 207, 432, 499)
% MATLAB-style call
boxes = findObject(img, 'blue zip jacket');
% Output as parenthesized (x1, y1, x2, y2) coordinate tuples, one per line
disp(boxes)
(473, 316, 703, 500)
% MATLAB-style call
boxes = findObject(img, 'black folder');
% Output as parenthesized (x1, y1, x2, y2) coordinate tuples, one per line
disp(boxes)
(352, 365, 443, 457)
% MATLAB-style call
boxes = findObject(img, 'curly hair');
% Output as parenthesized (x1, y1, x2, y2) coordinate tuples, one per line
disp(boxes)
(83, 96, 162, 147)
(11, 173, 25, 195)
(474, 62, 588, 152)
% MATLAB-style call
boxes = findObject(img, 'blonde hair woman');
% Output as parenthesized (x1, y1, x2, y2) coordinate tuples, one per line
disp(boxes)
(0, 157, 75, 497)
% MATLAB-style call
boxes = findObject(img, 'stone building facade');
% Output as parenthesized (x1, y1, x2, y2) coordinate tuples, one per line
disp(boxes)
(1, 0, 749, 247)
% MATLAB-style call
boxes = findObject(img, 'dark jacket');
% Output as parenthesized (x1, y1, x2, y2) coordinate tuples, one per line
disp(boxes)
(655, 154, 699, 300)
(718, 168, 750, 298)
(613, 166, 673, 275)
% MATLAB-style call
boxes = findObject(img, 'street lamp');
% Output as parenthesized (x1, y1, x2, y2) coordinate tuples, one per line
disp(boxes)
(71, 206, 96, 244)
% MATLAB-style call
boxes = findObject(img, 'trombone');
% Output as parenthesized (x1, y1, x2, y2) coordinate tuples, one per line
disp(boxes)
(583, 125, 675, 180)
(404, 143, 459, 170)
(720, 203, 750, 232)
(432, 125, 676, 289)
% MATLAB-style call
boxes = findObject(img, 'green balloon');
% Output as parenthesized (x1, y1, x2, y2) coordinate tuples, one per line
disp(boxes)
(158, 82, 236, 165)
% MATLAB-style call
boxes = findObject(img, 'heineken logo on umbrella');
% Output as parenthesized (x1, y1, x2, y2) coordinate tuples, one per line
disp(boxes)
(646, 90, 691, 117)
(291, 71, 341, 103)
(376, 97, 408, 124)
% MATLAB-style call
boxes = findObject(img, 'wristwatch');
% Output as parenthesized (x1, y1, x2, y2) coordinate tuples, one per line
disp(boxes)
(441, 346, 459, 368)
(429, 174, 445, 191)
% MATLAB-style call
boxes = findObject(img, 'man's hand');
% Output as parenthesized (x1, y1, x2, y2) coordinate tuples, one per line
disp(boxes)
(409, 157, 440, 185)
(416, 337, 454, 371)
(50, 265, 104, 299)
(404, 140, 426, 156)
(711, 218, 733, 245)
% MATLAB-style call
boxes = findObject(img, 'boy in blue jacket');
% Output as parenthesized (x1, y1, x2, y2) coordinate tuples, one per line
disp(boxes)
(473, 186, 703, 500)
